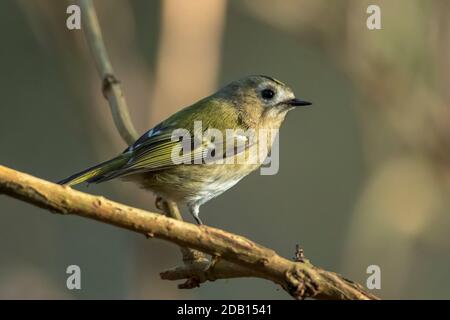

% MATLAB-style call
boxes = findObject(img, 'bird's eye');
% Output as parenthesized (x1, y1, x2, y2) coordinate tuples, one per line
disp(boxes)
(261, 88, 275, 100)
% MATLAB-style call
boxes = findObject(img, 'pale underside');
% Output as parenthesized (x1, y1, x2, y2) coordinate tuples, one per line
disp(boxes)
(123, 143, 262, 212)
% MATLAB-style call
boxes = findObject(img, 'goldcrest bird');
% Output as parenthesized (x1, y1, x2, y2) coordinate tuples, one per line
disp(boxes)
(58, 75, 311, 224)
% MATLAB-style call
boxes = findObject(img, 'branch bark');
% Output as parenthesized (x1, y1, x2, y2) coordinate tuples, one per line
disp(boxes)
(0, 165, 378, 300)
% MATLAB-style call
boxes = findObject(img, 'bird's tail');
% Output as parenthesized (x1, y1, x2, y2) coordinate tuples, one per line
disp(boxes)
(57, 154, 130, 186)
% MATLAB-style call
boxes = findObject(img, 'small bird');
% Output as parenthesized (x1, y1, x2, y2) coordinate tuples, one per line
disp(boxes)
(59, 75, 311, 224)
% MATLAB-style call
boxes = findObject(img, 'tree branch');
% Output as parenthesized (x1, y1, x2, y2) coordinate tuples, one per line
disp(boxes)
(79, 0, 139, 145)
(0, 165, 378, 300)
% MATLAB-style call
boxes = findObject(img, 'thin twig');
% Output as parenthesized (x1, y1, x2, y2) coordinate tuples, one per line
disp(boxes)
(0, 165, 379, 300)
(156, 197, 206, 266)
(79, 0, 139, 145)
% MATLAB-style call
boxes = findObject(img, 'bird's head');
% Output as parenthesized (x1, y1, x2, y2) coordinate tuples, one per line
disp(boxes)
(215, 75, 311, 128)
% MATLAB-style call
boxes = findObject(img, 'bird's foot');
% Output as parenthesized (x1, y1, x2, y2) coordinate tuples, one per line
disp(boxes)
(194, 215, 203, 225)
(205, 254, 221, 274)
(155, 196, 165, 211)
(188, 204, 203, 225)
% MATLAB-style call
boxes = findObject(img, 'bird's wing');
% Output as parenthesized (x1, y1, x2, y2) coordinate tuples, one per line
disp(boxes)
(96, 99, 253, 181)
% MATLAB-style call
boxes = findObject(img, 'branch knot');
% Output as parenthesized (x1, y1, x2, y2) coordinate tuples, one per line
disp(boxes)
(102, 74, 120, 98)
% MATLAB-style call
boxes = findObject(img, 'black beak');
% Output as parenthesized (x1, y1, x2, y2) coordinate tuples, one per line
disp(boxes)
(287, 98, 312, 107)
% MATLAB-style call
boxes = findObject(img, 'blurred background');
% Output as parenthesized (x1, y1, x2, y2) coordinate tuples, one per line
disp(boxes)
(1, 0, 449, 299)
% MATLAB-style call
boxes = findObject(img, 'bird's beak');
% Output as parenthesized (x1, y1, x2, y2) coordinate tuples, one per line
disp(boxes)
(287, 98, 312, 107)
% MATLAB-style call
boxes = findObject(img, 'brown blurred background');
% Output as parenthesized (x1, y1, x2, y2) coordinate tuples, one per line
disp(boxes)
(1, 0, 449, 299)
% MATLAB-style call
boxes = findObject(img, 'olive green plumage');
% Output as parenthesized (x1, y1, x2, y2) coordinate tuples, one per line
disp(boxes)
(58, 75, 311, 224)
